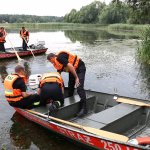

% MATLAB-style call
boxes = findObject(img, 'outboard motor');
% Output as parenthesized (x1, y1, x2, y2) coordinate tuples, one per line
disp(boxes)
(28, 74, 42, 90)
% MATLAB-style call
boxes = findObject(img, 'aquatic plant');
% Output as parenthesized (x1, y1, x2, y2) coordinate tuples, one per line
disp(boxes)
(137, 26, 150, 64)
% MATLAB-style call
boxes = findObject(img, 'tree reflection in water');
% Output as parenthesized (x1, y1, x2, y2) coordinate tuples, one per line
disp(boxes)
(10, 112, 80, 150)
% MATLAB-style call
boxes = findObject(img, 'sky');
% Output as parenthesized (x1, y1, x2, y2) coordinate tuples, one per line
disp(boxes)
(0, 0, 112, 17)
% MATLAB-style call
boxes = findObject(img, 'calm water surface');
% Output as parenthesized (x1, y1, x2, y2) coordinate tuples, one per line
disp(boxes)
(0, 29, 150, 149)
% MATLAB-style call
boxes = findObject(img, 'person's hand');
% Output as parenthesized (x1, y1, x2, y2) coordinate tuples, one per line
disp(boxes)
(75, 77, 80, 87)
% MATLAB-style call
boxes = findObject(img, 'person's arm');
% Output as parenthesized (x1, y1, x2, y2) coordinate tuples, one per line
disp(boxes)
(26, 31, 29, 42)
(67, 63, 80, 87)
(61, 86, 64, 94)
(20, 30, 22, 38)
(14, 78, 32, 98)
(21, 92, 31, 98)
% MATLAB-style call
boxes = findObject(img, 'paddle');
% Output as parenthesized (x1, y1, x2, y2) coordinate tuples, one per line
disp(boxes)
(6, 35, 23, 61)
(116, 98, 150, 107)
(27, 109, 129, 143)
(23, 37, 35, 58)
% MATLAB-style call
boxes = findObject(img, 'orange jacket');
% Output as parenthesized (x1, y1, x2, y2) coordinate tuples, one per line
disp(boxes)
(53, 51, 80, 72)
(20, 30, 29, 38)
(4, 74, 27, 102)
(0, 31, 6, 43)
(40, 72, 64, 88)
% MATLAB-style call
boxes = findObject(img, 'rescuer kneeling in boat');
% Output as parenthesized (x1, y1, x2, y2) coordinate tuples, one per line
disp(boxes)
(47, 51, 87, 117)
(38, 72, 64, 113)
(4, 65, 40, 109)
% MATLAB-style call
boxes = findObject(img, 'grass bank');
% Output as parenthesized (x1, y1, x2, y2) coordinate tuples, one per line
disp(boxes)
(108, 24, 149, 32)
(0, 23, 107, 30)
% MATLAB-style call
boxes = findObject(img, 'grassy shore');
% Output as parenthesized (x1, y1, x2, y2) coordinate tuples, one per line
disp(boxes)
(0, 23, 107, 30)
(0, 22, 149, 31)
(108, 24, 149, 32)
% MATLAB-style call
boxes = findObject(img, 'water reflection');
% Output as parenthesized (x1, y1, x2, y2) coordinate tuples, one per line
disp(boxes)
(0, 65, 8, 83)
(64, 30, 139, 44)
(23, 61, 31, 79)
(10, 112, 80, 150)
(137, 63, 150, 100)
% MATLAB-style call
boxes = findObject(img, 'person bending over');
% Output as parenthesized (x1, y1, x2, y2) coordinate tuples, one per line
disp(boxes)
(47, 50, 87, 117)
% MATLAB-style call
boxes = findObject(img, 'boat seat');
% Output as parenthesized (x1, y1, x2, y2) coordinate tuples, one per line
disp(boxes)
(85, 103, 142, 133)
(51, 94, 96, 120)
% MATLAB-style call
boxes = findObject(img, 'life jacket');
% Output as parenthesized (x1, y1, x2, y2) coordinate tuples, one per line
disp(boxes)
(40, 72, 64, 88)
(53, 51, 80, 72)
(20, 30, 29, 38)
(4, 74, 27, 102)
(0, 31, 6, 43)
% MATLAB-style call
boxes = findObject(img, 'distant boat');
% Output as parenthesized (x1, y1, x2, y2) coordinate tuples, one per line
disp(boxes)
(0, 42, 47, 59)
(14, 88, 150, 150)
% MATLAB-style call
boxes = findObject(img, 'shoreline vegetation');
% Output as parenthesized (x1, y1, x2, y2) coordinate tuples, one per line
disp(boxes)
(0, 22, 149, 32)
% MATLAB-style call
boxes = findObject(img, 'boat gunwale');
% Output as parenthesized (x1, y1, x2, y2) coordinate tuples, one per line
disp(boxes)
(14, 107, 148, 150)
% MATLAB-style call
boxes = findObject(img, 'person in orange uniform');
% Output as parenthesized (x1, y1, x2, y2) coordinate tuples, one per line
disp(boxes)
(0, 27, 7, 52)
(38, 72, 64, 112)
(4, 65, 40, 109)
(20, 27, 29, 51)
(47, 51, 87, 117)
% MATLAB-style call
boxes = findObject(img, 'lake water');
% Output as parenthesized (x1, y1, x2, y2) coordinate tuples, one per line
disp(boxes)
(0, 28, 150, 149)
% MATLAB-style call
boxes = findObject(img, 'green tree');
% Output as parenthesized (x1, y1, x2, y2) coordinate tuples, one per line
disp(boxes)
(64, 1, 105, 23)
(99, 1, 129, 24)
(127, 0, 150, 24)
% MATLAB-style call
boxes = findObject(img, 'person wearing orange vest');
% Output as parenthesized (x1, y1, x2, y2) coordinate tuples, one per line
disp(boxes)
(47, 51, 87, 117)
(38, 72, 64, 113)
(0, 27, 6, 52)
(20, 27, 29, 51)
(4, 65, 40, 109)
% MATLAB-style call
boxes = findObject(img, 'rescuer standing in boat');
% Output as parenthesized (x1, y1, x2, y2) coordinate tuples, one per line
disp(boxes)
(38, 72, 64, 112)
(20, 27, 29, 51)
(0, 27, 7, 52)
(4, 65, 40, 109)
(47, 51, 87, 117)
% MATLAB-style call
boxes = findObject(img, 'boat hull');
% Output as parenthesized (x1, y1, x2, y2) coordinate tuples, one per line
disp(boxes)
(14, 108, 145, 150)
(0, 48, 47, 59)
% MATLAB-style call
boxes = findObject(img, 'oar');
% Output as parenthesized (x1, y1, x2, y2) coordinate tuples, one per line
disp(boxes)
(6, 35, 23, 61)
(27, 110, 129, 143)
(23, 37, 35, 58)
(116, 98, 150, 107)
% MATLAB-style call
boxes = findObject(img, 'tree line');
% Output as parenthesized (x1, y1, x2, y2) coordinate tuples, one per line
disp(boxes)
(64, 0, 150, 24)
(0, 14, 63, 23)
(0, 0, 149, 24)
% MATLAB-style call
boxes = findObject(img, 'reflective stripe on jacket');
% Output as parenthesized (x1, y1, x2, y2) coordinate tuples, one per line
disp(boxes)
(4, 74, 26, 102)
(53, 51, 80, 72)
(40, 72, 64, 88)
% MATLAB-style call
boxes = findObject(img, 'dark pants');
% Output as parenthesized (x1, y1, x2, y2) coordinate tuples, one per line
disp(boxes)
(9, 94, 40, 109)
(40, 83, 64, 106)
(0, 42, 5, 52)
(22, 39, 27, 51)
(68, 63, 86, 108)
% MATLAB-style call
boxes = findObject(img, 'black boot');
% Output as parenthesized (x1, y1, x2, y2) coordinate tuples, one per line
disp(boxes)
(77, 101, 87, 117)
(49, 101, 61, 114)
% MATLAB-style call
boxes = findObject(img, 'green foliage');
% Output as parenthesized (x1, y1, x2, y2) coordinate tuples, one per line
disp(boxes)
(99, 2, 129, 24)
(127, 0, 150, 24)
(0, 14, 63, 23)
(64, 1, 105, 23)
(137, 26, 150, 64)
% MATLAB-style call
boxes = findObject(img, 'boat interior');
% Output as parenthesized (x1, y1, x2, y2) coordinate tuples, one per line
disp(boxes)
(31, 88, 150, 140)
